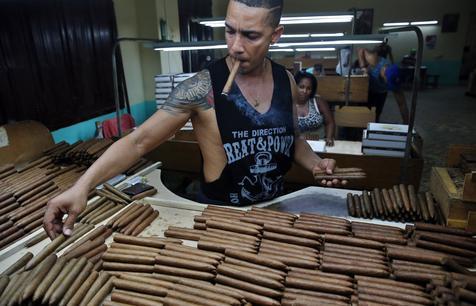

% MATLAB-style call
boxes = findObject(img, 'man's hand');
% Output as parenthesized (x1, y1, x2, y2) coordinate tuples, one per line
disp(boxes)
(312, 158, 348, 187)
(43, 186, 87, 239)
(325, 138, 335, 147)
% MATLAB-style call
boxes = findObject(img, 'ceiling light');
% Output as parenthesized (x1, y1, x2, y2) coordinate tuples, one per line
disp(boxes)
(275, 40, 382, 48)
(269, 48, 295, 52)
(296, 47, 336, 52)
(154, 44, 227, 51)
(199, 14, 353, 27)
(281, 34, 311, 38)
(311, 33, 345, 37)
(411, 20, 438, 25)
(383, 22, 410, 27)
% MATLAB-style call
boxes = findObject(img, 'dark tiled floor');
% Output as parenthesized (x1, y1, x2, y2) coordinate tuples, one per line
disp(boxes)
(380, 86, 476, 191)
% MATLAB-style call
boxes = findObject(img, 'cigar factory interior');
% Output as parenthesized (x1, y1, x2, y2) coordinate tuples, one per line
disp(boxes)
(2, 0, 476, 305)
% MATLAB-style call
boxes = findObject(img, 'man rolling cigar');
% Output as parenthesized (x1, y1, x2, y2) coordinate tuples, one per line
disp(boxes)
(44, 0, 346, 238)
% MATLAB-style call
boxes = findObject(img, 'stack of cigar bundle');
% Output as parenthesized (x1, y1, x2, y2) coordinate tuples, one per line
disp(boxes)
(347, 184, 445, 224)
(215, 249, 288, 306)
(352, 275, 433, 306)
(351, 221, 408, 245)
(293, 212, 352, 236)
(0, 229, 113, 306)
(165, 206, 263, 253)
(313, 167, 366, 181)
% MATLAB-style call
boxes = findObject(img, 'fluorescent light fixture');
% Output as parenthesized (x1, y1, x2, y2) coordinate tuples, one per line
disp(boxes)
(324, 56, 337, 59)
(383, 22, 410, 27)
(281, 34, 311, 38)
(311, 33, 345, 37)
(269, 48, 294, 52)
(275, 40, 382, 48)
(154, 44, 227, 51)
(199, 14, 353, 27)
(411, 20, 438, 25)
(295, 47, 336, 52)
(281, 33, 345, 38)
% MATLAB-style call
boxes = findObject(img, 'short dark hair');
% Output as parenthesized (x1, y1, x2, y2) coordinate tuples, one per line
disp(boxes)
(294, 71, 317, 98)
(233, 0, 283, 27)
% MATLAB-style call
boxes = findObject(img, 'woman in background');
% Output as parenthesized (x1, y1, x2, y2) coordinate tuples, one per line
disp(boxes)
(295, 71, 335, 146)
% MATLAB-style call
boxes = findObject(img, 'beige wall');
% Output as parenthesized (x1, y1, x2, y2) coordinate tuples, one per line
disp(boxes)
(211, 0, 476, 62)
(114, 0, 183, 103)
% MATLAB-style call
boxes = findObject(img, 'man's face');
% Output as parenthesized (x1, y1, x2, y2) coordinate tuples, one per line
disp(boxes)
(225, 1, 282, 74)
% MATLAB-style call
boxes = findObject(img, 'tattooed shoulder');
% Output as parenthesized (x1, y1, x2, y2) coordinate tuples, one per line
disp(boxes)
(161, 69, 214, 114)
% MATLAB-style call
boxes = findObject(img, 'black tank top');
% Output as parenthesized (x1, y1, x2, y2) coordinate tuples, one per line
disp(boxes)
(202, 57, 295, 206)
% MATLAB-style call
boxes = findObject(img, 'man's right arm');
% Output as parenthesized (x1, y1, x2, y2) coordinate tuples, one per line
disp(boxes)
(43, 70, 214, 238)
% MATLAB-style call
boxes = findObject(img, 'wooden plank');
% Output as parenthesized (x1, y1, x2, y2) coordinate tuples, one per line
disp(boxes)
(447, 144, 476, 167)
(463, 172, 476, 202)
(334, 106, 376, 128)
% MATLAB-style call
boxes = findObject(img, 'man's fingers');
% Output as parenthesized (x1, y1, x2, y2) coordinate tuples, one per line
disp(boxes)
(62, 212, 78, 236)
(43, 206, 62, 239)
(325, 159, 336, 174)
(342, 179, 348, 186)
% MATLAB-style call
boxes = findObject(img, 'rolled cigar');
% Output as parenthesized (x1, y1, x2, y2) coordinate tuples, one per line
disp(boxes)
(325, 243, 384, 255)
(58, 261, 94, 306)
(1, 252, 33, 276)
(323, 249, 385, 262)
(288, 267, 353, 281)
(164, 229, 201, 241)
(456, 286, 476, 303)
(56, 223, 94, 251)
(221, 262, 284, 282)
(3, 270, 30, 304)
(78, 272, 111, 306)
(112, 204, 144, 229)
(154, 264, 215, 281)
(357, 280, 428, 298)
(24, 234, 66, 271)
(415, 222, 476, 236)
(204, 205, 245, 214)
(222, 59, 240, 96)
(416, 239, 476, 257)
(393, 270, 446, 283)
(407, 184, 419, 213)
(356, 275, 424, 290)
(215, 273, 282, 299)
(158, 249, 218, 265)
(0, 197, 16, 209)
(131, 188, 157, 201)
(353, 232, 407, 245)
(107, 248, 159, 259)
(314, 173, 367, 180)
(296, 216, 349, 227)
(357, 287, 431, 305)
(155, 255, 216, 272)
(321, 255, 387, 271)
(224, 257, 287, 277)
(77, 197, 108, 221)
(131, 211, 160, 236)
(82, 243, 108, 259)
(17, 181, 54, 203)
(166, 289, 230, 306)
(281, 296, 349, 306)
(104, 183, 132, 202)
(89, 204, 124, 225)
(260, 243, 317, 259)
(372, 188, 385, 216)
(0, 273, 19, 303)
(88, 276, 115, 306)
(397, 184, 412, 213)
(0, 276, 9, 299)
(250, 207, 296, 219)
(96, 189, 127, 204)
(393, 260, 443, 271)
(322, 252, 385, 266)
(31, 257, 67, 302)
(111, 291, 163, 306)
(425, 192, 436, 220)
(102, 261, 154, 273)
(388, 189, 400, 215)
(417, 193, 430, 222)
(65, 271, 99, 306)
(324, 234, 384, 250)
(196, 216, 261, 230)
(121, 206, 153, 234)
(287, 273, 353, 288)
(347, 193, 356, 217)
(122, 274, 241, 306)
(284, 288, 349, 302)
(82, 201, 115, 223)
(42, 258, 77, 304)
(19, 254, 56, 302)
(293, 223, 350, 236)
(206, 219, 261, 236)
(0, 220, 13, 233)
(50, 257, 88, 304)
(285, 276, 354, 295)
(197, 240, 256, 254)
(22, 184, 58, 205)
(203, 231, 259, 245)
(353, 194, 363, 218)
(215, 283, 280, 306)
(206, 227, 260, 241)
(165, 244, 223, 261)
(111, 288, 164, 302)
(418, 232, 476, 251)
(259, 252, 318, 269)
(322, 262, 389, 277)
(62, 225, 107, 256)
(62, 236, 105, 260)
(113, 233, 166, 249)
(225, 249, 287, 270)
(381, 189, 395, 216)
(152, 273, 246, 300)
(239, 216, 293, 227)
(362, 191, 373, 218)
(262, 230, 320, 248)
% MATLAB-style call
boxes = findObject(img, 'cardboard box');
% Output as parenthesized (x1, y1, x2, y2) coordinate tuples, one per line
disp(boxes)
(334, 106, 375, 128)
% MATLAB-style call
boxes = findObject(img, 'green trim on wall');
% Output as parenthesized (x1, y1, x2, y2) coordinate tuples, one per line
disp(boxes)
(51, 100, 157, 143)
(422, 60, 461, 86)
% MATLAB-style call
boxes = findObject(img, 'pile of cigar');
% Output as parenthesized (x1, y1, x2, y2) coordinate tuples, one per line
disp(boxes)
(347, 184, 445, 224)
(45, 139, 153, 173)
(0, 140, 155, 251)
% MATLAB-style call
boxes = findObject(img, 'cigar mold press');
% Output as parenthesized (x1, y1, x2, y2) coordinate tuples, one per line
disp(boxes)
(1, 156, 476, 305)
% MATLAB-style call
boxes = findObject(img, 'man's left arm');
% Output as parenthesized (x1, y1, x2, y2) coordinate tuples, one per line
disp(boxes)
(286, 71, 343, 187)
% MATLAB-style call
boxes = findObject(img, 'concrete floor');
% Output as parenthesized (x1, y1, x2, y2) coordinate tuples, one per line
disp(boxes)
(380, 86, 476, 191)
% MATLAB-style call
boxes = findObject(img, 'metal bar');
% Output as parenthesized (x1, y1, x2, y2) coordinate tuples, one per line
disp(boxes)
(379, 26, 423, 183)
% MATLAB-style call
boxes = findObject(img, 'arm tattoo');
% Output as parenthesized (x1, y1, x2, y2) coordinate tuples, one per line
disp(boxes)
(161, 70, 214, 115)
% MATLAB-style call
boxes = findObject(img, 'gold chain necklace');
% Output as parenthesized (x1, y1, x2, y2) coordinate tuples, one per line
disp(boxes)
(251, 60, 267, 108)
